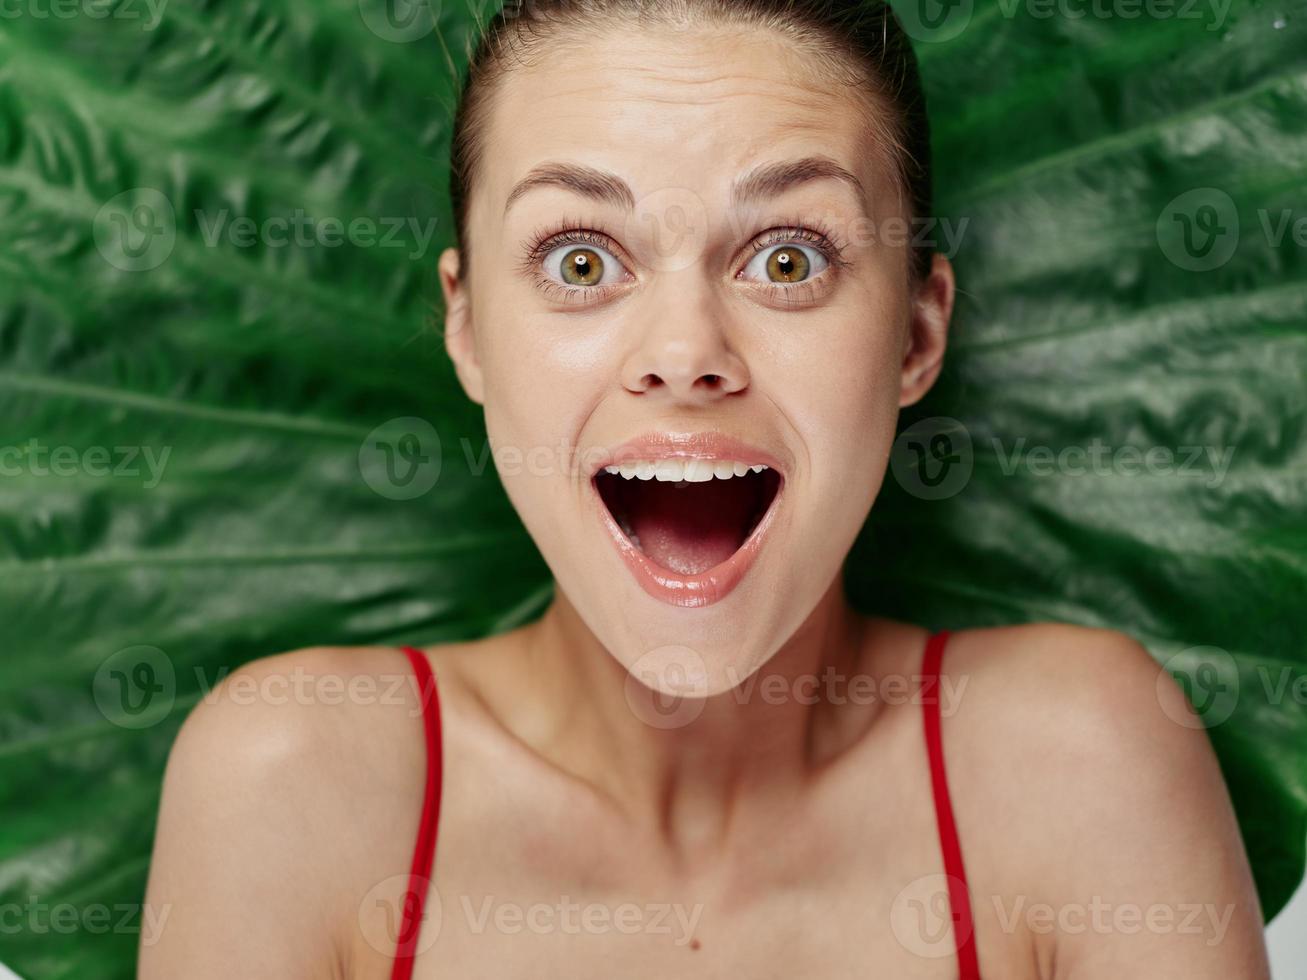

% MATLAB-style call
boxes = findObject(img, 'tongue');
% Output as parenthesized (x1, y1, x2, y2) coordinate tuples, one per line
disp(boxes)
(628, 478, 756, 576)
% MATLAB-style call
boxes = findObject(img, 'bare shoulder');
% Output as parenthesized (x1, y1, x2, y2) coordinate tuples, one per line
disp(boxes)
(938, 620, 1229, 824)
(939, 621, 1238, 797)
(937, 622, 1269, 976)
(166, 644, 430, 797)
(941, 620, 1176, 728)
(158, 639, 497, 853)
(141, 641, 480, 979)
(165, 639, 490, 778)
(861, 617, 1171, 728)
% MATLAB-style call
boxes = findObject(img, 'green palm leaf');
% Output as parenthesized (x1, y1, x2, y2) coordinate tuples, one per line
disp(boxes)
(1, 1, 1303, 976)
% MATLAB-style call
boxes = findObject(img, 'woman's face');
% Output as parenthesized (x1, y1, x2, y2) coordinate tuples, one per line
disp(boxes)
(439, 22, 952, 696)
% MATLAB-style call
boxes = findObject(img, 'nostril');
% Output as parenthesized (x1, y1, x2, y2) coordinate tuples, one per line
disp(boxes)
(630, 371, 733, 394)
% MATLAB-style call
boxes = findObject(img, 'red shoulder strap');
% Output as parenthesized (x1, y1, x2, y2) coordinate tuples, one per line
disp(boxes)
(390, 646, 444, 980)
(921, 630, 981, 980)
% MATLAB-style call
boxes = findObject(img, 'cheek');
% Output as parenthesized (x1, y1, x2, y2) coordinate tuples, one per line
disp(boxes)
(773, 294, 906, 449)
(476, 306, 611, 503)
(814, 330, 901, 428)
(483, 304, 613, 401)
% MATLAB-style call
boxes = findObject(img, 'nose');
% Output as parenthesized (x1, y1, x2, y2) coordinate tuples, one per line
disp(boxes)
(620, 292, 750, 402)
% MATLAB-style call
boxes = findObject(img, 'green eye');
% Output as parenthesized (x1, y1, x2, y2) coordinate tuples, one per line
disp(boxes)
(767, 247, 810, 283)
(559, 247, 605, 286)
(541, 240, 626, 289)
(744, 243, 828, 285)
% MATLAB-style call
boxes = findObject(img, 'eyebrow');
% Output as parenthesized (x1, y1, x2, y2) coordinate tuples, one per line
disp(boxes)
(731, 156, 867, 210)
(502, 155, 867, 218)
(504, 162, 636, 216)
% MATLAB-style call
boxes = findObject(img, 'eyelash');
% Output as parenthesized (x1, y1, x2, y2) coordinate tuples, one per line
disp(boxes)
(518, 215, 852, 306)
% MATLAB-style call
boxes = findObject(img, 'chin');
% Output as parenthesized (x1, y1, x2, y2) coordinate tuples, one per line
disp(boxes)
(498, 429, 879, 704)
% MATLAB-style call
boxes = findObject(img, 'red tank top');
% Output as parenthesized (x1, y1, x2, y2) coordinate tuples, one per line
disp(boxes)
(392, 631, 979, 978)
(921, 629, 982, 978)
(391, 646, 443, 980)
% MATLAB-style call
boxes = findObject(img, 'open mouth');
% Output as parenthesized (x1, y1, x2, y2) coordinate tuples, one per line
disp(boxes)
(594, 461, 784, 576)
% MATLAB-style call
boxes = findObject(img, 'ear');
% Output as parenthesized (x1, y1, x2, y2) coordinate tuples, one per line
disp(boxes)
(899, 253, 955, 408)
(438, 246, 485, 405)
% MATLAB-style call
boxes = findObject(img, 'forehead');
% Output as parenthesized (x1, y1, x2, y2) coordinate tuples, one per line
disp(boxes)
(477, 23, 896, 221)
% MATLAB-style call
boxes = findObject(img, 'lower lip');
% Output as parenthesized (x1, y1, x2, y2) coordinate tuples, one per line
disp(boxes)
(590, 476, 784, 608)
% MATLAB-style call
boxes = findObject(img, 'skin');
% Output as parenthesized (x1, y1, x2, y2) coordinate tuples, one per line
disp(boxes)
(139, 21, 1271, 980)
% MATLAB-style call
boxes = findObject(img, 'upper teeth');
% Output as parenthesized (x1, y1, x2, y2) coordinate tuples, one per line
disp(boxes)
(601, 460, 769, 482)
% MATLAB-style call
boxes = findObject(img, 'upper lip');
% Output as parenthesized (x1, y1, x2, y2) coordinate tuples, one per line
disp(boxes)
(587, 431, 788, 479)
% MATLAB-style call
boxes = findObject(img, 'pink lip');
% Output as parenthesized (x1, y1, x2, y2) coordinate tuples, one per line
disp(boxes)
(588, 431, 787, 608)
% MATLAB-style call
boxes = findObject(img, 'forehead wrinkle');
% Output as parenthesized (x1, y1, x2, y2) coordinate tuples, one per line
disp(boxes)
(484, 30, 900, 230)
(500, 79, 845, 153)
(495, 120, 882, 229)
(511, 26, 841, 103)
(514, 74, 832, 115)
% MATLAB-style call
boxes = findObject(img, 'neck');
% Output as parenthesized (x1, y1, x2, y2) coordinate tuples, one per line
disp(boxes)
(513, 574, 870, 861)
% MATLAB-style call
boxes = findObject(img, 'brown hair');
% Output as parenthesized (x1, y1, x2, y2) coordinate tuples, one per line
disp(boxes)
(448, 0, 933, 286)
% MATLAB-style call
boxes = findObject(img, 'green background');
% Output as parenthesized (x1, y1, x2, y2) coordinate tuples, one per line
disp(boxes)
(1, 0, 1304, 975)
